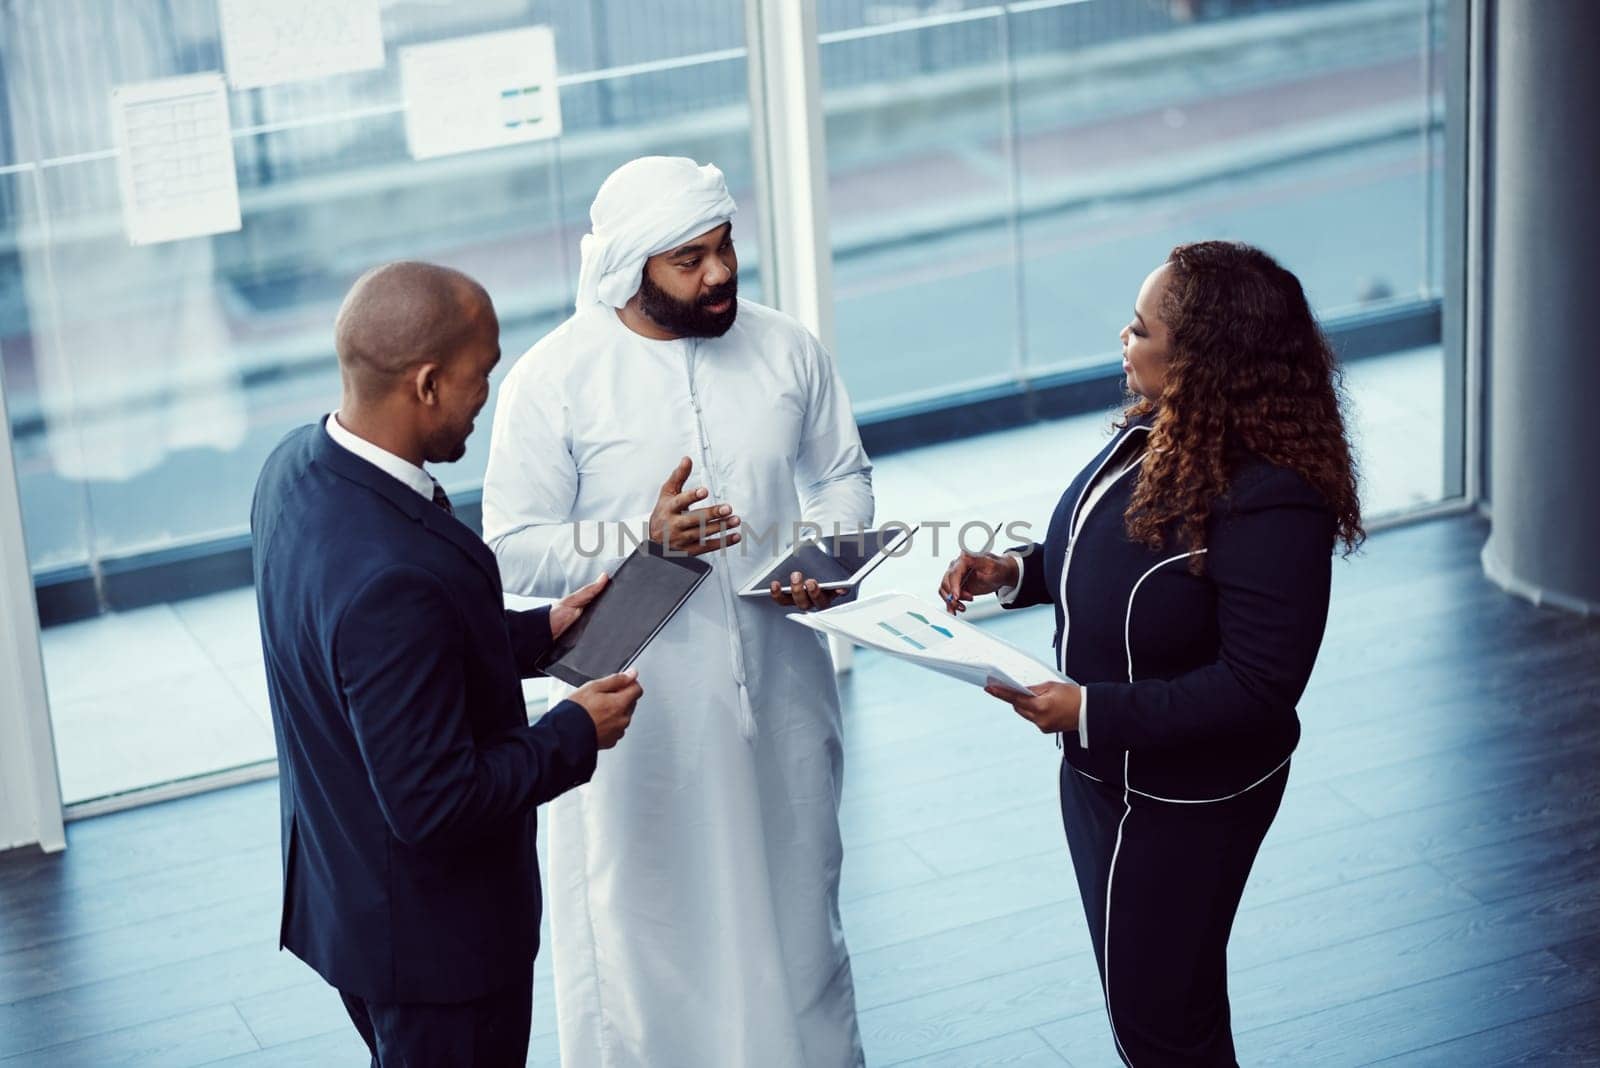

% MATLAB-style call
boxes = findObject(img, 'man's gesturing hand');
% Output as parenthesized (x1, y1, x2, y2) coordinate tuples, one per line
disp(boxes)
(570, 670, 642, 750)
(649, 457, 741, 556)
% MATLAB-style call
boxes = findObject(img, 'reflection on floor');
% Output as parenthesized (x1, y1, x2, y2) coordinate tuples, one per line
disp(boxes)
(38, 345, 1445, 805)
(41, 587, 275, 804)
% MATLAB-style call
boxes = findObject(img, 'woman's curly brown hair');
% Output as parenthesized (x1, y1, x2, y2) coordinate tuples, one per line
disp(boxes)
(1118, 241, 1365, 563)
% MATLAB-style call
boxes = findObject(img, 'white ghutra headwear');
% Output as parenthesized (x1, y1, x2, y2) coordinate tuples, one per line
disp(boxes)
(574, 156, 738, 311)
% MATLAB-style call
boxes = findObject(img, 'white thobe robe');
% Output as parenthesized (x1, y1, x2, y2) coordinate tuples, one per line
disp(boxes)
(481, 299, 873, 1068)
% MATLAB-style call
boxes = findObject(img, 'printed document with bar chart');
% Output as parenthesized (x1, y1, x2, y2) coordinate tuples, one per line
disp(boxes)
(789, 592, 1070, 692)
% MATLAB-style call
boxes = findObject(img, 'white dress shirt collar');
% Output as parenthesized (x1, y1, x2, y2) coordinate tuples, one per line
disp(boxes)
(324, 413, 436, 502)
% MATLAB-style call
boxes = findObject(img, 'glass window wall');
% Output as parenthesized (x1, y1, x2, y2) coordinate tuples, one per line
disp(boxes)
(0, 0, 1458, 808)
(818, 0, 1449, 515)
(0, 0, 756, 803)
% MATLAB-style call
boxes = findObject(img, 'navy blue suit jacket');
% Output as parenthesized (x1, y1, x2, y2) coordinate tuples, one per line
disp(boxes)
(1005, 415, 1335, 800)
(251, 421, 598, 1003)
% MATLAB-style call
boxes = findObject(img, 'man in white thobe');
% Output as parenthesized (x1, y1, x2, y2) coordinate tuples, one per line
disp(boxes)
(481, 157, 871, 1067)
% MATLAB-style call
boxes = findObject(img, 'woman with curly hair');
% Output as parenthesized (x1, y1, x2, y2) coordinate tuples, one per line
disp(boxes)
(939, 241, 1363, 1066)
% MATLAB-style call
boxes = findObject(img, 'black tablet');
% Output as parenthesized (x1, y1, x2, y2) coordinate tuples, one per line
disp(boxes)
(735, 525, 919, 597)
(543, 542, 711, 688)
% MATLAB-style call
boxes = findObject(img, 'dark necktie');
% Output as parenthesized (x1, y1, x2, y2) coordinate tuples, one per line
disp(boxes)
(430, 478, 454, 516)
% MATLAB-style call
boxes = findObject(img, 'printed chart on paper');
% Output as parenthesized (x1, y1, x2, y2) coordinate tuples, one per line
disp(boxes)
(111, 73, 241, 246)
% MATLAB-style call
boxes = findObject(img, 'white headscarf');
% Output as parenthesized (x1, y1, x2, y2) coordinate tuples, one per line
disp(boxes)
(574, 156, 738, 310)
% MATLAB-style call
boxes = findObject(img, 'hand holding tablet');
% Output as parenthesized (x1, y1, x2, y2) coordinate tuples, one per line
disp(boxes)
(542, 543, 711, 688)
(736, 525, 919, 601)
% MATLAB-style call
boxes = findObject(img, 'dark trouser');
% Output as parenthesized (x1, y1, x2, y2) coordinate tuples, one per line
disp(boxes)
(339, 968, 534, 1068)
(1059, 758, 1287, 1067)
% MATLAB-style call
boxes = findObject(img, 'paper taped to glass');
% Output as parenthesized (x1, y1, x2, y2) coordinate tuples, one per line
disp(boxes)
(789, 591, 1070, 692)
(400, 26, 562, 160)
(110, 73, 241, 246)
(218, 0, 384, 90)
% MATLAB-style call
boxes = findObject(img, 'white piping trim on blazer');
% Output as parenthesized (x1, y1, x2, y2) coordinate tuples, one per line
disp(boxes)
(1129, 755, 1292, 805)
(1121, 547, 1293, 805)
(1057, 425, 1151, 676)
(1123, 550, 1207, 685)
(1103, 749, 1135, 1067)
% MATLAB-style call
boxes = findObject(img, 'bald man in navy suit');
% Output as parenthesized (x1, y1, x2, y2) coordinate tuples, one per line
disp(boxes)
(252, 262, 641, 1066)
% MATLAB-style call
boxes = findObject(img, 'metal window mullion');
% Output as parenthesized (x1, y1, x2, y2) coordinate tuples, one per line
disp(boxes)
(997, 7, 1031, 395)
(0, 345, 66, 853)
(743, 0, 836, 352)
(743, 0, 849, 672)
(1460, 0, 1488, 507)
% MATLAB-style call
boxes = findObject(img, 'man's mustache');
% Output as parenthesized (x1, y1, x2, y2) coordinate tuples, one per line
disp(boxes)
(699, 280, 738, 306)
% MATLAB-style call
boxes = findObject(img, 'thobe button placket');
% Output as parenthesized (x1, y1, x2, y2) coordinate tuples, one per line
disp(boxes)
(682, 339, 755, 741)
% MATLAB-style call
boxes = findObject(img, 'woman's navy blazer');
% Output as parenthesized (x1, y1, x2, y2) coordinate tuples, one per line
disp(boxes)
(1004, 415, 1337, 801)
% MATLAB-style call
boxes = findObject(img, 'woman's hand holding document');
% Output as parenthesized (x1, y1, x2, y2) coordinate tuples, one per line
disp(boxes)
(787, 591, 1070, 692)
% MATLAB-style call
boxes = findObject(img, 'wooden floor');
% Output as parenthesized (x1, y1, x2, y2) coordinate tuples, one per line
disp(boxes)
(3, 514, 1598, 1066)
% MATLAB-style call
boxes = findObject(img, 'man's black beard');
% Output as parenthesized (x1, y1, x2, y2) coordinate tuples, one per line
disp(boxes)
(637, 273, 738, 339)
